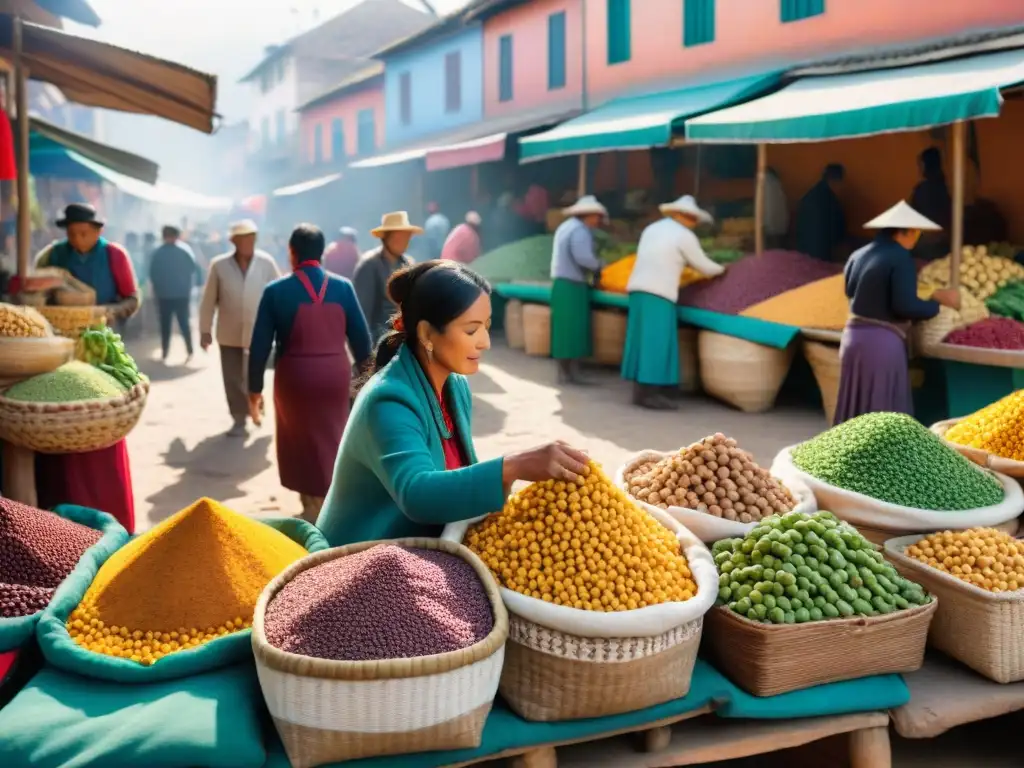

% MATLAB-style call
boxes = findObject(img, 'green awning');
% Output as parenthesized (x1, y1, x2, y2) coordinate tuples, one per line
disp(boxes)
(686, 48, 1024, 143)
(518, 72, 780, 162)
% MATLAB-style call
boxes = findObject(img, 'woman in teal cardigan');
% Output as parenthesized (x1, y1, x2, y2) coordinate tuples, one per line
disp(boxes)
(317, 260, 589, 547)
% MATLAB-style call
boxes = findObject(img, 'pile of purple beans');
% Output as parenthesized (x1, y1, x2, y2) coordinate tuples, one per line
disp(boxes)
(264, 544, 494, 661)
(945, 317, 1024, 350)
(679, 250, 843, 314)
(0, 499, 102, 619)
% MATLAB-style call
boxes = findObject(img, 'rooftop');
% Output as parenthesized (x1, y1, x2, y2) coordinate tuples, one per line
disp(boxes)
(297, 62, 385, 112)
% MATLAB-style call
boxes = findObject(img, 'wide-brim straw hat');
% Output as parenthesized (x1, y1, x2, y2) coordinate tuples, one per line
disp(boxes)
(659, 194, 713, 225)
(864, 200, 941, 231)
(229, 219, 259, 238)
(562, 195, 608, 218)
(371, 211, 423, 237)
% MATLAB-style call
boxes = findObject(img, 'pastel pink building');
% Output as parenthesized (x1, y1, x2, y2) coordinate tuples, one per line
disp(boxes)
(297, 65, 386, 166)
(585, 0, 1024, 102)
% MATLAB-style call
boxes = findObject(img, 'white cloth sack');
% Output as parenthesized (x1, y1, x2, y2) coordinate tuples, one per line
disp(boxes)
(771, 444, 1024, 532)
(613, 450, 817, 544)
(441, 506, 718, 639)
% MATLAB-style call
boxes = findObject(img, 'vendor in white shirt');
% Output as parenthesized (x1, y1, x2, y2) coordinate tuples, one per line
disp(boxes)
(622, 195, 724, 411)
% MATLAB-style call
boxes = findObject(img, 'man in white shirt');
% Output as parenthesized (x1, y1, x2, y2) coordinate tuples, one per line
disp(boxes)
(199, 219, 281, 437)
(623, 195, 725, 411)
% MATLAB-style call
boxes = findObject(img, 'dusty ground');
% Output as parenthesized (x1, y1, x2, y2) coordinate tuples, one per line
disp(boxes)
(122, 331, 1008, 767)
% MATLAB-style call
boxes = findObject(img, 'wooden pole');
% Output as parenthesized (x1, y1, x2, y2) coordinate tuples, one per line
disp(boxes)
(949, 121, 966, 289)
(576, 154, 586, 198)
(754, 143, 767, 256)
(14, 16, 30, 282)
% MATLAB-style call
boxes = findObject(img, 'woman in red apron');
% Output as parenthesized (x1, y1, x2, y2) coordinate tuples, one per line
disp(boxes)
(248, 224, 373, 521)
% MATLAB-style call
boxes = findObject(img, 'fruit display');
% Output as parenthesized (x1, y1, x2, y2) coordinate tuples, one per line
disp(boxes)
(0, 499, 102, 618)
(905, 528, 1024, 593)
(944, 317, 1024, 350)
(984, 280, 1024, 321)
(466, 462, 698, 611)
(598, 255, 711, 294)
(740, 273, 848, 330)
(264, 544, 494, 661)
(790, 413, 1004, 511)
(66, 498, 308, 666)
(713, 511, 932, 623)
(4, 360, 127, 402)
(915, 288, 990, 351)
(623, 434, 796, 522)
(918, 245, 1024, 301)
(678, 250, 842, 314)
(76, 325, 146, 388)
(0, 303, 52, 338)
(944, 391, 1024, 461)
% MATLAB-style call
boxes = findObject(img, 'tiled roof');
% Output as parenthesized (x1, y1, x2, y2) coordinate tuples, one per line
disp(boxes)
(297, 63, 386, 112)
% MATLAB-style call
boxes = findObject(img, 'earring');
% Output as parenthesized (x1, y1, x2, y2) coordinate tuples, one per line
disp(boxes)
(426, 344, 434, 362)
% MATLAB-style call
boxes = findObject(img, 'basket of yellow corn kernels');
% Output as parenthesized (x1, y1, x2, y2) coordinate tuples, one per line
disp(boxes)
(931, 390, 1024, 477)
(442, 462, 718, 722)
(0, 302, 75, 380)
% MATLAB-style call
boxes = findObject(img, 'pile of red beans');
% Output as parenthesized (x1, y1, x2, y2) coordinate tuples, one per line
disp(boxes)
(945, 317, 1024, 350)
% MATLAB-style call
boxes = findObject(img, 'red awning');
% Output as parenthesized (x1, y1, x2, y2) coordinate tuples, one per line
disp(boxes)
(425, 132, 509, 172)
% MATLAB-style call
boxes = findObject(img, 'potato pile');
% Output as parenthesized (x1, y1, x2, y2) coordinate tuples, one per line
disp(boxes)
(625, 434, 796, 522)
(906, 528, 1024, 593)
(0, 302, 52, 338)
(918, 245, 1024, 301)
(466, 462, 698, 612)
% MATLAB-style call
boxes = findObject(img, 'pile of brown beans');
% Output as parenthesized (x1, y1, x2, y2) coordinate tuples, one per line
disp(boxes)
(0, 499, 102, 618)
(264, 544, 494, 661)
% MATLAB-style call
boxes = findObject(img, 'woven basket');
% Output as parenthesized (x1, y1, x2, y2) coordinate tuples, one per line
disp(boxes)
(885, 534, 1024, 683)
(0, 379, 149, 454)
(38, 306, 106, 339)
(698, 331, 795, 413)
(930, 418, 1024, 478)
(55, 287, 97, 307)
(802, 340, 840, 424)
(590, 308, 626, 367)
(522, 303, 551, 357)
(504, 299, 525, 350)
(704, 600, 936, 697)
(678, 327, 699, 393)
(0, 336, 74, 379)
(252, 538, 508, 768)
(18, 291, 47, 307)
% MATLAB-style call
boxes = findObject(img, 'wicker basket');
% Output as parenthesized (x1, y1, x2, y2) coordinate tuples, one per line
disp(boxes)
(18, 292, 47, 307)
(590, 308, 626, 367)
(0, 337, 74, 379)
(252, 538, 508, 768)
(930, 418, 1024, 478)
(885, 535, 1024, 683)
(504, 299, 525, 350)
(522, 303, 551, 357)
(678, 327, 699, 393)
(698, 331, 795, 413)
(0, 379, 149, 454)
(55, 287, 98, 306)
(802, 340, 841, 424)
(38, 306, 106, 339)
(704, 600, 936, 697)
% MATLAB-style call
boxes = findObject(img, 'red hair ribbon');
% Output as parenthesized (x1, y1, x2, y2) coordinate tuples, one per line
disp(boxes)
(392, 315, 405, 333)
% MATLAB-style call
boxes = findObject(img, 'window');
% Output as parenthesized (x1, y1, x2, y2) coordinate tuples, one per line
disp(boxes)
(445, 51, 462, 113)
(781, 0, 824, 23)
(548, 12, 566, 90)
(399, 72, 412, 125)
(331, 118, 345, 161)
(607, 0, 631, 65)
(684, 0, 715, 47)
(260, 117, 270, 147)
(498, 35, 513, 102)
(357, 109, 376, 155)
(313, 124, 323, 164)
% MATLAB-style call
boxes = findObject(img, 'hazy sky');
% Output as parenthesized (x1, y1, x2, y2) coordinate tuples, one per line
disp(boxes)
(63, 0, 470, 186)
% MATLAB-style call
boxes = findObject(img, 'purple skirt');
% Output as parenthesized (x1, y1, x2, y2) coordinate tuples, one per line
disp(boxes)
(833, 323, 912, 426)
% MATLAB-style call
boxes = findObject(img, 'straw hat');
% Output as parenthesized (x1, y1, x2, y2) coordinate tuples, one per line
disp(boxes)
(562, 195, 608, 218)
(229, 219, 258, 238)
(864, 201, 941, 231)
(371, 211, 423, 237)
(659, 195, 713, 225)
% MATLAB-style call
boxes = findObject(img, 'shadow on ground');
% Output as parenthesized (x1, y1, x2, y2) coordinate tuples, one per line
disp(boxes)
(468, 368, 507, 439)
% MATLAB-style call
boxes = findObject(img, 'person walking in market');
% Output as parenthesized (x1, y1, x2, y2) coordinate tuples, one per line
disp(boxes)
(323, 226, 360, 279)
(353, 211, 418, 346)
(423, 202, 450, 262)
(248, 224, 373, 523)
(623, 196, 725, 411)
(148, 225, 201, 364)
(835, 200, 961, 425)
(32, 203, 141, 533)
(199, 219, 280, 438)
(549, 195, 606, 385)
(440, 211, 482, 264)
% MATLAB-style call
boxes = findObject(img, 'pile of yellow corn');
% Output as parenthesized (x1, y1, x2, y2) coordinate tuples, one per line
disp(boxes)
(740, 274, 848, 330)
(944, 390, 1024, 462)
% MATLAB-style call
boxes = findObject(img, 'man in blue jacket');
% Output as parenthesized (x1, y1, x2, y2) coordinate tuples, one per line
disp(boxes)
(148, 225, 201, 363)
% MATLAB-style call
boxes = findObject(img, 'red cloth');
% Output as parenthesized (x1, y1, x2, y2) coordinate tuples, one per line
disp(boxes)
(439, 395, 466, 470)
(105, 242, 139, 297)
(323, 240, 360, 280)
(36, 440, 135, 534)
(0, 650, 16, 682)
(0, 112, 16, 182)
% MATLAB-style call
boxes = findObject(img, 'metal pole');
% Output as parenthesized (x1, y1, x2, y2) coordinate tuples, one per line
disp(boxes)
(754, 144, 766, 256)
(14, 16, 30, 282)
(576, 154, 586, 198)
(949, 121, 966, 289)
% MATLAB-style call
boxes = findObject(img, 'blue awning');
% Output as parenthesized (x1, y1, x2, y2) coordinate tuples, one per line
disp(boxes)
(686, 47, 1024, 143)
(518, 72, 780, 162)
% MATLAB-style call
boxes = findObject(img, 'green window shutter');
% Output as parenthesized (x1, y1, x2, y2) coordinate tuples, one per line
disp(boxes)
(357, 109, 376, 156)
(781, 0, 824, 23)
(548, 12, 567, 90)
(607, 0, 631, 65)
(684, 0, 715, 47)
(330, 118, 345, 161)
(499, 35, 514, 102)
(313, 124, 323, 164)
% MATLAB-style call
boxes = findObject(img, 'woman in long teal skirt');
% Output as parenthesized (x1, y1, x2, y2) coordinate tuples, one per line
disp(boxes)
(623, 196, 724, 410)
